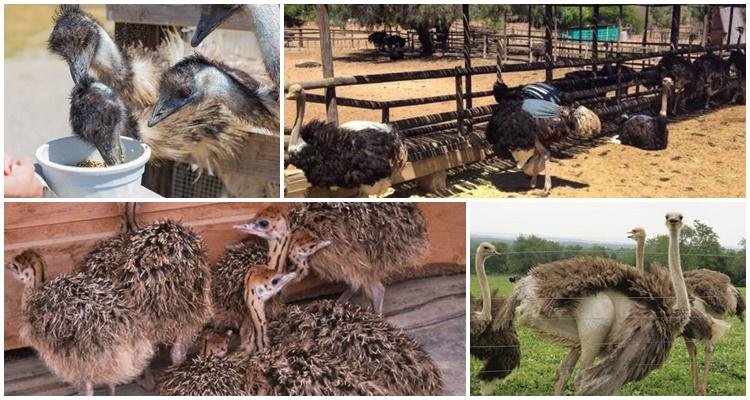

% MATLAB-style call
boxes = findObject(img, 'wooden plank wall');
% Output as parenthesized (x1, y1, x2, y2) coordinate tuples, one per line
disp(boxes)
(4, 202, 465, 350)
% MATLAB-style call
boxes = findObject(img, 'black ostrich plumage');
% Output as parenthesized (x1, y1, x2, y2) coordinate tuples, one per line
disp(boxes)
(729, 50, 745, 78)
(486, 82, 537, 158)
(658, 54, 695, 88)
(288, 120, 404, 188)
(618, 114, 668, 151)
(470, 290, 521, 382)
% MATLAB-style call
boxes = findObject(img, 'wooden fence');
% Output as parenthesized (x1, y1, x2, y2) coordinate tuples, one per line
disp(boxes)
(4, 202, 466, 350)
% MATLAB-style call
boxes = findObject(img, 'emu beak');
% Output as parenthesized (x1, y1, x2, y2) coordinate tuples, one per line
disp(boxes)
(96, 134, 123, 167)
(148, 95, 193, 127)
(67, 58, 88, 85)
(191, 5, 239, 47)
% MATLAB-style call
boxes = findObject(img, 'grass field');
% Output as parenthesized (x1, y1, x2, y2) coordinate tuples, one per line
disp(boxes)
(470, 274, 747, 395)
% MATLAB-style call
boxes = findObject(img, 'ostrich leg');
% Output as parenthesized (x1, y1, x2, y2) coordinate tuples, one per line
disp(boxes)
(106, 383, 117, 396)
(337, 288, 356, 303)
(701, 342, 715, 395)
(554, 348, 581, 395)
(136, 367, 156, 392)
(533, 141, 553, 195)
(685, 338, 701, 395)
(79, 379, 94, 396)
(370, 281, 386, 315)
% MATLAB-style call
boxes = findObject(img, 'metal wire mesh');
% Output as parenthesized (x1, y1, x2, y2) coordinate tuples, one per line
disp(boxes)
(170, 162, 226, 198)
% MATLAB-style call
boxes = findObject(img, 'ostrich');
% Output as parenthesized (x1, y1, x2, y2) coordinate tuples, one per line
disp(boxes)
(368, 31, 388, 51)
(5, 250, 155, 396)
(68, 75, 140, 166)
(78, 220, 212, 366)
(470, 242, 521, 395)
(494, 212, 691, 395)
(234, 203, 430, 315)
(657, 47, 695, 114)
(285, 83, 408, 196)
(190, 4, 280, 87)
(627, 227, 646, 272)
(611, 77, 673, 150)
(692, 51, 731, 109)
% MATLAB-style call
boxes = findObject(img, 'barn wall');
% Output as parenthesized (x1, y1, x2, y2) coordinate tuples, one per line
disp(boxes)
(3, 202, 465, 350)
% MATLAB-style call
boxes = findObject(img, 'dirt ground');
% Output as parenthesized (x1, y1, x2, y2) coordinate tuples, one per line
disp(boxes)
(284, 48, 746, 198)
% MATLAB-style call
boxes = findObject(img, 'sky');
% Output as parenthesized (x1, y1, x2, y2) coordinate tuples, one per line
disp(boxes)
(470, 201, 746, 248)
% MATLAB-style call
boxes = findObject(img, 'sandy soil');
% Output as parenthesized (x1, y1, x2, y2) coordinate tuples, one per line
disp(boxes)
(284, 48, 746, 198)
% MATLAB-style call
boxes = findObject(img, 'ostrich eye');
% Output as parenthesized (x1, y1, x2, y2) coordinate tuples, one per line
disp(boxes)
(271, 277, 281, 285)
(679, 215, 683, 220)
(258, 220, 269, 228)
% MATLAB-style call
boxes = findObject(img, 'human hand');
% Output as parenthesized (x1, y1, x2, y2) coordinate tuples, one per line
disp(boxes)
(4, 156, 44, 198)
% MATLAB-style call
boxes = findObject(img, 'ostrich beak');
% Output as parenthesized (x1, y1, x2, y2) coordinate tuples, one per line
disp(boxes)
(627, 231, 635, 239)
(234, 223, 263, 236)
(277, 272, 298, 289)
(191, 5, 239, 47)
(494, 251, 502, 256)
(148, 94, 194, 127)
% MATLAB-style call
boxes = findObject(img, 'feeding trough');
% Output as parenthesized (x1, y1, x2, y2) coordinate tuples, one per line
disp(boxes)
(35, 136, 151, 198)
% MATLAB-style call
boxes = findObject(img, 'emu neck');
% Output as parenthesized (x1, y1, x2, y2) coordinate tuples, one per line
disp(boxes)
(289, 92, 306, 148)
(635, 239, 645, 272)
(659, 85, 669, 117)
(668, 228, 689, 315)
(475, 253, 492, 320)
(246, 5, 280, 87)
(247, 297, 268, 352)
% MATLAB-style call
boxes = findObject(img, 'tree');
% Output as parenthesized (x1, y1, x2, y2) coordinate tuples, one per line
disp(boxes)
(284, 5, 316, 27)
(330, 4, 461, 56)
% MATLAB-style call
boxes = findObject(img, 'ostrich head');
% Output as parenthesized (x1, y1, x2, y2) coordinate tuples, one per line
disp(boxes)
(476, 242, 501, 258)
(234, 206, 288, 241)
(244, 266, 297, 303)
(665, 212, 684, 234)
(48, 5, 122, 85)
(287, 229, 332, 274)
(200, 329, 233, 357)
(69, 76, 130, 166)
(627, 227, 646, 242)
(285, 84, 304, 100)
(5, 250, 45, 287)
(191, 5, 242, 47)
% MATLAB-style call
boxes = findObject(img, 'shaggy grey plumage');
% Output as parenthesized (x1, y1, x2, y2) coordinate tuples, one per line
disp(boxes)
(684, 269, 744, 319)
(286, 202, 429, 308)
(691, 52, 730, 108)
(470, 291, 521, 383)
(657, 53, 695, 113)
(160, 353, 247, 396)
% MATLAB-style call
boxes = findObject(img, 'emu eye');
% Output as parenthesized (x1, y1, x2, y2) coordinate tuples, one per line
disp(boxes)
(178, 86, 192, 98)
(258, 220, 269, 228)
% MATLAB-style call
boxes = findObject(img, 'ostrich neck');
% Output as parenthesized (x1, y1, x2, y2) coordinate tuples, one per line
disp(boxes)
(246, 5, 280, 87)
(476, 253, 492, 320)
(248, 297, 268, 352)
(668, 228, 689, 314)
(635, 239, 645, 272)
(659, 85, 669, 117)
(267, 233, 291, 273)
(289, 93, 306, 148)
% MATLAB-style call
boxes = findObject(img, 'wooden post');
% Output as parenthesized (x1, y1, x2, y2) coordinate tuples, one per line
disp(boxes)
(726, 6, 735, 46)
(298, 27, 303, 48)
(702, 8, 709, 47)
(592, 5, 599, 73)
(503, 12, 508, 54)
(317, 5, 338, 124)
(617, 5, 623, 56)
(482, 34, 487, 59)
(381, 107, 390, 123)
(528, 5, 533, 62)
(706, 6, 713, 46)
(544, 5, 554, 83)
(638, 5, 649, 98)
(578, 6, 583, 57)
(670, 5, 681, 49)
(454, 70, 465, 135)
(463, 4, 472, 114)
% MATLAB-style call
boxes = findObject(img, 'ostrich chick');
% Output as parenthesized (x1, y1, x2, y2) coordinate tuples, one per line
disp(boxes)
(5, 250, 154, 396)
(613, 78, 673, 151)
(243, 266, 298, 352)
(69, 76, 136, 165)
(235, 203, 429, 315)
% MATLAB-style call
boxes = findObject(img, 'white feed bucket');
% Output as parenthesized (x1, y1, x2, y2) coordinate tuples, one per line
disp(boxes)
(35, 136, 151, 198)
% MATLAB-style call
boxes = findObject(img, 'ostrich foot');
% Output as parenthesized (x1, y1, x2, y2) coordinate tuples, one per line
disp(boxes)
(136, 367, 157, 392)
(370, 281, 386, 315)
(608, 136, 621, 144)
(79, 379, 93, 396)
(480, 378, 500, 395)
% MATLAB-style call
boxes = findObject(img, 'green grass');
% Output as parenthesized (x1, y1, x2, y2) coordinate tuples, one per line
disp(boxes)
(470, 274, 746, 395)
